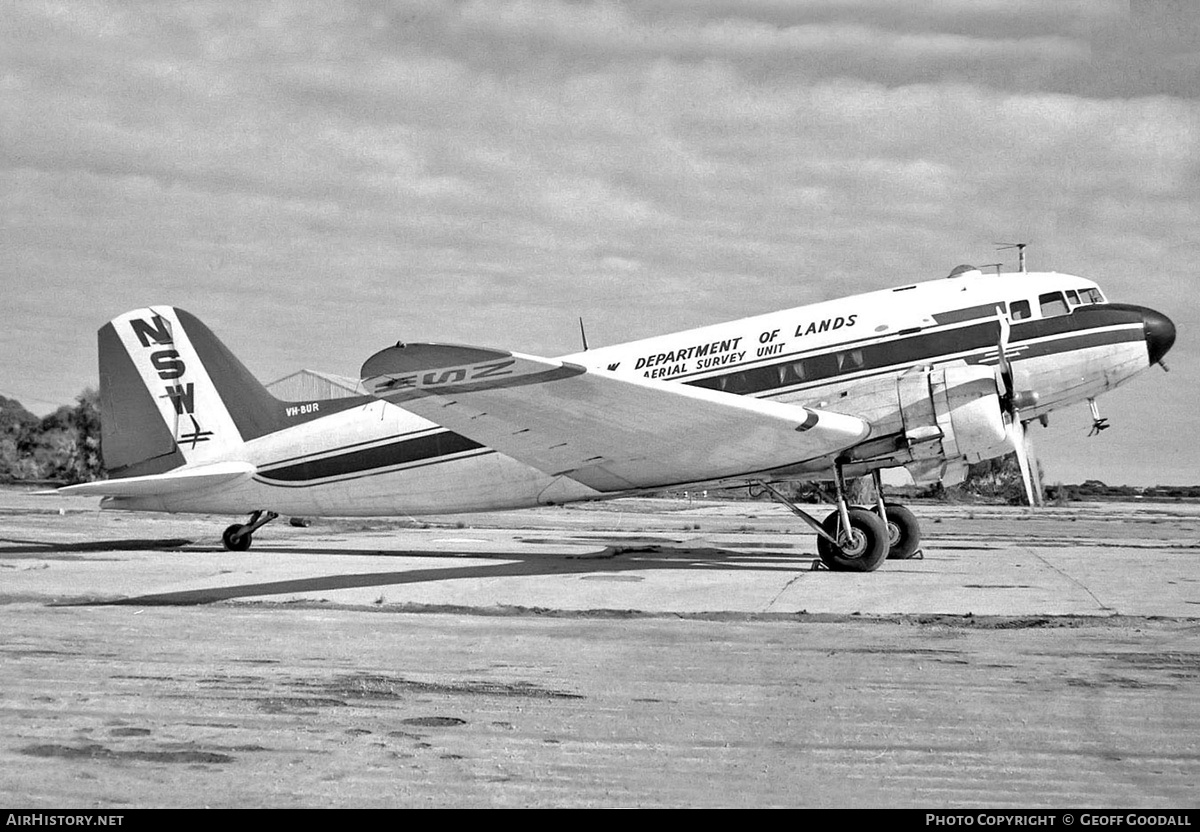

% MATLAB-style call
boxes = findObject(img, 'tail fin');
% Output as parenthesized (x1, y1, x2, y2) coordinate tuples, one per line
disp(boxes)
(99, 307, 288, 478)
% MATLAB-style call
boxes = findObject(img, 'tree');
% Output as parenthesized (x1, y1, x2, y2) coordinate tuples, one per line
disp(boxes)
(73, 387, 102, 481)
(955, 452, 1045, 504)
(53, 387, 102, 483)
(0, 396, 39, 480)
(0, 389, 102, 483)
(0, 395, 38, 434)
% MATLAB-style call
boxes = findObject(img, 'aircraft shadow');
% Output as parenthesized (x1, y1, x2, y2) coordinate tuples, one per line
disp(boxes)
(72, 540, 817, 607)
(0, 538, 193, 555)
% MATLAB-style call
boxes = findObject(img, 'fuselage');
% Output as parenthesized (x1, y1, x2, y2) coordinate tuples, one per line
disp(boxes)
(568, 269, 1162, 434)
(102, 269, 1174, 517)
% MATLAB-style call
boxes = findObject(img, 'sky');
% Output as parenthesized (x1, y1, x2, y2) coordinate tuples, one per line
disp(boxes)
(2, 0, 1197, 486)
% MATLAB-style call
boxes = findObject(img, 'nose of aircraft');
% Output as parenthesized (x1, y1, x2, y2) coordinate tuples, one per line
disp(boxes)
(1143, 307, 1176, 365)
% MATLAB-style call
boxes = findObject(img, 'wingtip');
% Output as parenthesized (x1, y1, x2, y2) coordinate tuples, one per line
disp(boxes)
(361, 343, 514, 380)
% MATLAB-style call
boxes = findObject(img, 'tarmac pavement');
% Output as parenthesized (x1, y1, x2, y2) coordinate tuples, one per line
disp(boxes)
(2, 489, 1198, 807)
(3, 491, 1198, 618)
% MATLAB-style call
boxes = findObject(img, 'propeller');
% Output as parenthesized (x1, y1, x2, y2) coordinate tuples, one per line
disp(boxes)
(995, 309, 1043, 507)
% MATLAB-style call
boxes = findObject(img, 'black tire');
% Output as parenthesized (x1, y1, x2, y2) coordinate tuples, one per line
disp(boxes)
(883, 503, 922, 560)
(222, 524, 252, 552)
(816, 507, 890, 572)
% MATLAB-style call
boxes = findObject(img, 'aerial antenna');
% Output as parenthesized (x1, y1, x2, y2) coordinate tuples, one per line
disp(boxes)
(996, 242, 1028, 273)
(978, 262, 1003, 276)
(578, 317, 589, 351)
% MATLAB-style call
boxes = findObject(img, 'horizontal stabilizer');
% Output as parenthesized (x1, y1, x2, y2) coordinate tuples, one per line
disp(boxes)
(362, 343, 869, 492)
(48, 461, 256, 498)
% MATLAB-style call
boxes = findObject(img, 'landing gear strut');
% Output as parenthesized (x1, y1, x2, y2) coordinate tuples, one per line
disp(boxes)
(1087, 398, 1110, 436)
(755, 465, 896, 572)
(870, 469, 922, 560)
(221, 510, 279, 552)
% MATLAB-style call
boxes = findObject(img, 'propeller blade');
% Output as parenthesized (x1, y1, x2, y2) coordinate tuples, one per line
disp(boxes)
(995, 307, 1014, 400)
(1006, 415, 1038, 507)
(1024, 419, 1044, 507)
(995, 306, 1042, 507)
(996, 307, 1011, 360)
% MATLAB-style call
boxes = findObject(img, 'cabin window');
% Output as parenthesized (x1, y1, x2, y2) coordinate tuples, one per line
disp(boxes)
(783, 360, 807, 384)
(723, 372, 750, 395)
(836, 349, 864, 372)
(1010, 299, 1032, 320)
(1039, 292, 1070, 318)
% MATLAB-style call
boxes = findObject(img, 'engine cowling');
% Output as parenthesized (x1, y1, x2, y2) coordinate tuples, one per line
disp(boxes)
(897, 365, 1008, 475)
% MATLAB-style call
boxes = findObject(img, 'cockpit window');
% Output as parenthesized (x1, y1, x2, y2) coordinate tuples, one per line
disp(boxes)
(1081, 288, 1105, 304)
(1065, 289, 1081, 306)
(1010, 299, 1032, 320)
(1039, 292, 1070, 318)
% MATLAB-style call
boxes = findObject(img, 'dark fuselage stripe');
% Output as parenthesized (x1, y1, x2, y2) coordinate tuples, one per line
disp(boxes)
(760, 326, 1142, 398)
(257, 430, 485, 483)
(678, 305, 1141, 384)
(255, 448, 496, 488)
(261, 426, 444, 469)
(686, 318, 1142, 397)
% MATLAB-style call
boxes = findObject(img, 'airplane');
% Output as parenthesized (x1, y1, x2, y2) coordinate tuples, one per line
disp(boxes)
(53, 264, 1175, 572)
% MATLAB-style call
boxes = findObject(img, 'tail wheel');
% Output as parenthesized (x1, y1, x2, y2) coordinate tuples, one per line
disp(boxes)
(883, 503, 922, 560)
(222, 524, 252, 552)
(817, 507, 889, 572)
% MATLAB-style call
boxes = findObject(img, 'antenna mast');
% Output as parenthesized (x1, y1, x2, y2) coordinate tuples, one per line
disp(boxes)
(996, 242, 1028, 274)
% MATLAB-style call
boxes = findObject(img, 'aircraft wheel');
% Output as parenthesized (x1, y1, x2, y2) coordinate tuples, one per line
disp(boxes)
(817, 507, 889, 572)
(222, 524, 252, 552)
(883, 503, 922, 560)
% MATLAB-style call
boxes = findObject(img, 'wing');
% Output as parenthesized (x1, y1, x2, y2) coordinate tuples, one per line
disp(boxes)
(48, 461, 255, 498)
(361, 344, 869, 492)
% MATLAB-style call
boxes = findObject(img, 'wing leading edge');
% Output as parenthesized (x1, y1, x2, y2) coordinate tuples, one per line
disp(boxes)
(361, 343, 869, 492)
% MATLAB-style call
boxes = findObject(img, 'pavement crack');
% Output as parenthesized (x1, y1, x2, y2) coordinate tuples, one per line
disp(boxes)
(1025, 547, 1115, 613)
(764, 571, 808, 612)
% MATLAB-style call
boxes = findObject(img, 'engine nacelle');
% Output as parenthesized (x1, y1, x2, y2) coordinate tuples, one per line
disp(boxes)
(897, 365, 1008, 469)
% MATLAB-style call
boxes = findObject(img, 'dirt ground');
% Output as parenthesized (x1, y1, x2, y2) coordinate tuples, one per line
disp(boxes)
(1, 490, 1198, 807)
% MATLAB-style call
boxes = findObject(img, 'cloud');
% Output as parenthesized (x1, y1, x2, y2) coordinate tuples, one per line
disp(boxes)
(1, 1, 1196, 486)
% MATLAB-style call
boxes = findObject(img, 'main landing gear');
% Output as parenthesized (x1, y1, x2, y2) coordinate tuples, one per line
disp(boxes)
(221, 510, 279, 552)
(756, 468, 921, 572)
